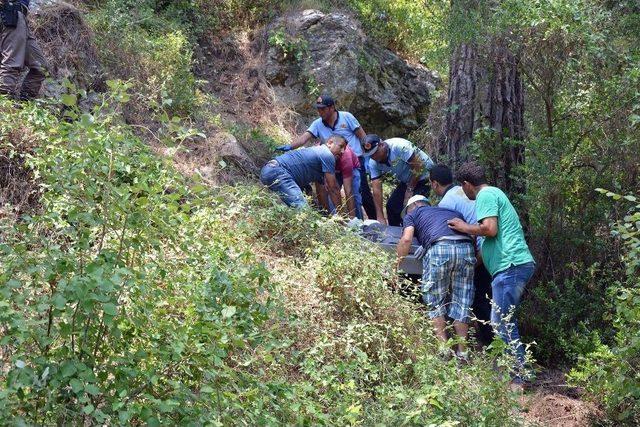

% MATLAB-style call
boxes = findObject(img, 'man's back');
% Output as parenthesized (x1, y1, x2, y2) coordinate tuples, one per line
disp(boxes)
(403, 205, 467, 248)
(439, 185, 477, 225)
(336, 146, 359, 177)
(369, 138, 434, 183)
(475, 186, 534, 275)
(276, 145, 335, 188)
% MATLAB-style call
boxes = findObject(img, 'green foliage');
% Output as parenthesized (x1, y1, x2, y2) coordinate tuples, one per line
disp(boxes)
(520, 273, 609, 365)
(268, 28, 309, 63)
(87, 0, 201, 117)
(0, 90, 288, 424)
(345, 0, 448, 69)
(569, 191, 640, 424)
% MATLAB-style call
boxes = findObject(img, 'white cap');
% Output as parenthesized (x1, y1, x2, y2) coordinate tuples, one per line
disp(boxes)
(401, 195, 430, 218)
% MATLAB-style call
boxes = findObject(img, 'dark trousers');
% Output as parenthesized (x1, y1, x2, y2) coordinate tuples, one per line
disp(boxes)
(386, 180, 429, 226)
(358, 156, 376, 219)
(472, 263, 493, 345)
(0, 11, 46, 99)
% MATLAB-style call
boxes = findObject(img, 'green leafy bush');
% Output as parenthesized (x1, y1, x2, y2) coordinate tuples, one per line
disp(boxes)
(0, 91, 288, 424)
(0, 91, 521, 423)
(346, 0, 448, 69)
(87, 0, 200, 118)
(569, 191, 640, 424)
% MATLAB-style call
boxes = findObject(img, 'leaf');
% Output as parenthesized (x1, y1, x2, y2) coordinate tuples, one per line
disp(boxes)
(623, 195, 637, 202)
(85, 384, 100, 396)
(221, 306, 237, 318)
(52, 294, 67, 309)
(70, 378, 83, 393)
(218, 159, 227, 169)
(200, 385, 214, 393)
(80, 114, 95, 127)
(103, 303, 118, 316)
(61, 94, 77, 107)
(61, 363, 77, 378)
(15, 360, 26, 369)
(83, 404, 95, 415)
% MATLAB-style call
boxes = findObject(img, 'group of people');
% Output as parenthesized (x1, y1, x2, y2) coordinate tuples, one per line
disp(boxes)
(262, 94, 434, 226)
(399, 162, 535, 386)
(261, 94, 536, 387)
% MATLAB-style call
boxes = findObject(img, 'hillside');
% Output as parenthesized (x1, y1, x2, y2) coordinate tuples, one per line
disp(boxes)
(1, 0, 639, 425)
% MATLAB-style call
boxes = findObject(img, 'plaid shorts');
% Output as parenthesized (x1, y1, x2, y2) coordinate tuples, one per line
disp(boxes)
(421, 240, 476, 323)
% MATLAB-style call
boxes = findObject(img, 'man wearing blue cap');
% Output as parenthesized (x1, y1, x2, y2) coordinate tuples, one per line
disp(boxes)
(0, 0, 47, 99)
(277, 94, 377, 219)
(397, 195, 476, 359)
(362, 135, 434, 226)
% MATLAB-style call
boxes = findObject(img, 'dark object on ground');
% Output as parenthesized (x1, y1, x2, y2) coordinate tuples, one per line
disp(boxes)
(472, 263, 494, 345)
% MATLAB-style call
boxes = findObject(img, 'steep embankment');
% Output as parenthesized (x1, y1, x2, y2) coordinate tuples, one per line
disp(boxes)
(1, 97, 523, 424)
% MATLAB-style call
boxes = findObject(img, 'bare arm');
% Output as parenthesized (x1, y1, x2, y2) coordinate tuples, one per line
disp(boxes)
(343, 175, 356, 218)
(291, 131, 315, 149)
(315, 181, 329, 212)
(355, 127, 366, 143)
(371, 178, 387, 225)
(323, 172, 343, 214)
(396, 226, 415, 270)
(406, 153, 425, 191)
(448, 216, 498, 237)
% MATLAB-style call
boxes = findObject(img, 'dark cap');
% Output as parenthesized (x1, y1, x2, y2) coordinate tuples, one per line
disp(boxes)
(362, 134, 382, 157)
(315, 94, 335, 108)
(430, 164, 453, 185)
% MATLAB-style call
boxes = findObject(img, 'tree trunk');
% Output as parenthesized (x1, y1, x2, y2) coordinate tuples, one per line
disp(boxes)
(479, 39, 526, 194)
(440, 33, 526, 194)
(441, 42, 478, 164)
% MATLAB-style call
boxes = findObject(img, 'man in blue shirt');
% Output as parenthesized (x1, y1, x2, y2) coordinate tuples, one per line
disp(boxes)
(260, 137, 346, 211)
(276, 94, 377, 219)
(397, 195, 475, 358)
(430, 164, 493, 345)
(363, 135, 434, 226)
(0, 0, 47, 99)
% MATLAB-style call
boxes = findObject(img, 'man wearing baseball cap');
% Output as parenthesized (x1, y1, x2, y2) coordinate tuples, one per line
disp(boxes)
(276, 94, 377, 219)
(397, 195, 476, 359)
(363, 135, 434, 226)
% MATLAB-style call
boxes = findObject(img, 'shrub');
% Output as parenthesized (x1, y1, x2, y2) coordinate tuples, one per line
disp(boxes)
(569, 190, 640, 424)
(0, 92, 291, 424)
(87, 0, 200, 118)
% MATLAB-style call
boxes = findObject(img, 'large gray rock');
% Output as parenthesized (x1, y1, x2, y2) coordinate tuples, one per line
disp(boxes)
(257, 10, 440, 138)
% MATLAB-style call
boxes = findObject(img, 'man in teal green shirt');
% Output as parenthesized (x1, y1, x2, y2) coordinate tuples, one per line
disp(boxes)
(448, 162, 535, 387)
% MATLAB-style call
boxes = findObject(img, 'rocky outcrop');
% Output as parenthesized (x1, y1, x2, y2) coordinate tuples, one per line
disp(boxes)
(257, 10, 440, 138)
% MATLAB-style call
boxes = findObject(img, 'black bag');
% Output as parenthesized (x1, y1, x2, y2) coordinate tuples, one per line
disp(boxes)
(0, 1, 20, 28)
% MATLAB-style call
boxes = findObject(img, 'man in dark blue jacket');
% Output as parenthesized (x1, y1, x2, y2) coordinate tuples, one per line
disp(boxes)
(396, 195, 475, 359)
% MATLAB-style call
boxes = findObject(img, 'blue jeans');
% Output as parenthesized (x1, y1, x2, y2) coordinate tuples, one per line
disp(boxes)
(260, 161, 307, 208)
(328, 169, 363, 219)
(490, 262, 535, 376)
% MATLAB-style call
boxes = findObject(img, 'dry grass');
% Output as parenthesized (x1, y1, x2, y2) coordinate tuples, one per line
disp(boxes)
(0, 123, 40, 222)
(30, 1, 103, 90)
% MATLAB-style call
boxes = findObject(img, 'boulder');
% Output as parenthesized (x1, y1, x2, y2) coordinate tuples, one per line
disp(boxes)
(257, 9, 440, 138)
